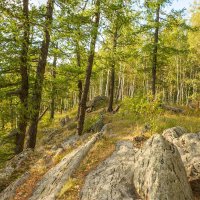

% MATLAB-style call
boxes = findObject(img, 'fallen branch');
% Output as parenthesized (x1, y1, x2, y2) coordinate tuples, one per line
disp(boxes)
(37, 107, 49, 122)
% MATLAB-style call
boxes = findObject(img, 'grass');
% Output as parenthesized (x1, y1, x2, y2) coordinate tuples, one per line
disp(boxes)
(154, 113, 200, 133)
(58, 178, 77, 198)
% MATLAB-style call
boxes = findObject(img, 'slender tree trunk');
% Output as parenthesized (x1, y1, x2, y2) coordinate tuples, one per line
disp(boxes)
(10, 99, 14, 129)
(107, 27, 118, 112)
(50, 52, 57, 120)
(27, 0, 54, 149)
(105, 70, 110, 96)
(16, 0, 30, 154)
(76, 40, 83, 119)
(99, 71, 103, 96)
(116, 73, 122, 101)
(152, 4, 160, 99)
(176, 56, 180, 104)
(119, 68, 124, 100)
(60, 98, 64, 114)
(77, 0, 100, 135)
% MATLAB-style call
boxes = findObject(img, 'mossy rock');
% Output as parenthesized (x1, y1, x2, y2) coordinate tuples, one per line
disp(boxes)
(86, 96, 108, 112)
(67, 121, 77, 130)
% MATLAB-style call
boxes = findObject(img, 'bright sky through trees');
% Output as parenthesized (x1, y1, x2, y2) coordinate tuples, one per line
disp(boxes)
(31, 0, 192, 11)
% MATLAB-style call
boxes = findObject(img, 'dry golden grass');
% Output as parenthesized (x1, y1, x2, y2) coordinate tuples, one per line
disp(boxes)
(58, 136, 116, 200)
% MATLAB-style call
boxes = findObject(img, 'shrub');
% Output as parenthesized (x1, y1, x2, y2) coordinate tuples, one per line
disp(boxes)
(118, 96, 163, 129)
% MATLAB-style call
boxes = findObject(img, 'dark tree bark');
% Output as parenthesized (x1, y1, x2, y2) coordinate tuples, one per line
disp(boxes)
(107, 27, 118, 112)
(50, 52, 57, 120)
(76, 40, 83, 119)
(27, 0, 54, 149)
(15, 0, 30, 154)
(77, 0, 101, 135)
(152, 4, 160, 99)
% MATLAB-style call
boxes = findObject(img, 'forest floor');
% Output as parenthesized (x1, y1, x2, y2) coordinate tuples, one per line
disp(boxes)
(56, 106, 200, 200)
(1, 103, 200, 199)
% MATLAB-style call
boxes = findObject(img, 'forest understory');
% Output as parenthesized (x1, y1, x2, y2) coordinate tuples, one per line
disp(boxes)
(1, 102, 200, 200)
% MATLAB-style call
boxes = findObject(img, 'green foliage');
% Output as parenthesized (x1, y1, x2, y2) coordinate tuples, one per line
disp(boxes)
(118, 96, 163, 129)
(83, 114, 99, 133)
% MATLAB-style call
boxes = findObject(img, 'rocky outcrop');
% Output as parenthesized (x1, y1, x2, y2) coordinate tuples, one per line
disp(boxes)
(162, 126, 187, 143)
(0, 131, 93, 200)
(132, 134, 193, 200)
(161, 104, 184, 113)
(0, 149, 33, 192)
(163, 127, 200, 197)
(1, 125, 199, 200)
(0, 172, 30, 200)
(29, 130, 105, 200)
(81, 141, 140, 200)
(86, 96, 108, 112)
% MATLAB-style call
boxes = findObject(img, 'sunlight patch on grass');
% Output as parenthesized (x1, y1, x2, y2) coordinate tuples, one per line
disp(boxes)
(58, 178, 77, 198)
(58, 137, 116, 200)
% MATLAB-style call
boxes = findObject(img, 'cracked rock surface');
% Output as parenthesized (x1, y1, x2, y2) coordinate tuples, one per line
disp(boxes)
(81, 141, 140, 200)
(132, 134, 194, 200)
(163, 127, 200, 198)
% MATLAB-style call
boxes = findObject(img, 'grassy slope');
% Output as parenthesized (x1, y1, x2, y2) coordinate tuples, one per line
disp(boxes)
(1, 102, 200, 199)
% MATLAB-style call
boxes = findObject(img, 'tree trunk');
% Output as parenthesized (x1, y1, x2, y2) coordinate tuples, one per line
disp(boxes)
(15, 0, 30, 154)
(76, 40, 83, 120)
(27, 0, 54, 149)
(77, 0, 100, 135)
(105, 70, 110, 97)
(152, 4, 160, 99)
(99, 71, 103, 96)
(50, 52, 57, 120)
(107, 27, 118, 112)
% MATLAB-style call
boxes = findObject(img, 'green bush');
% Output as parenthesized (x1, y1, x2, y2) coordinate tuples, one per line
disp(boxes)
(118, 96, 163, 129)
(83, 114, 99, 133)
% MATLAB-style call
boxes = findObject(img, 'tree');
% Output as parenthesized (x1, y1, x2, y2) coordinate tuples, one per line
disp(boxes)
(77, 0, 101, 135)
(145, 0, 172, 98)
(106, 1, 126, 112)
(50, 46, 57, 120)
(16, 0, 30, 154)
(27, 0, 54, 149)
(151, 1, 160, 98)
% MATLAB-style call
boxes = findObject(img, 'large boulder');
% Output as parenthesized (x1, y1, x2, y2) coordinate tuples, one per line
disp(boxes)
(86, 96, 108, 112)
(162, 126, 187, 143)
(163, 127, 200, 197)
(161, 104, 184, 113)
(81, 141, 139, 200)
(132, 134, 193, 200)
